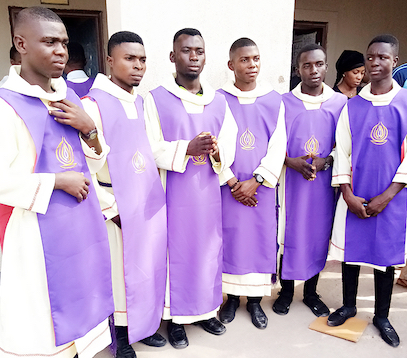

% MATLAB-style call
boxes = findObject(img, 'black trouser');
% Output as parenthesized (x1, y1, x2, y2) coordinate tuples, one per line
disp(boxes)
(227, 294, 262, 304)
(342, 262, 394, 318)
(279, 273, 320, 299)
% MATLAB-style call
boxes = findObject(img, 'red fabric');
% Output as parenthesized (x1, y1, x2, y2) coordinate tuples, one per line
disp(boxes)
(0, 204, 13, 250)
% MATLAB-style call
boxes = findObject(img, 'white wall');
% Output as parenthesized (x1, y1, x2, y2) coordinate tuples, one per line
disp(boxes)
(0, 0, 108, 78)
(106, 0, 295, 97)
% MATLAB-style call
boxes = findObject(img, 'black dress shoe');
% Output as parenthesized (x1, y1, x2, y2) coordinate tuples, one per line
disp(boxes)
(167, 321, 188, 349)
(272, 293, 293, 315)
(303, 294, 330, 317)
(219, 296, 240, 323)
(140, 332, 167, 347)
(373, 316, 400, 347)
(194, 317, 226, 335)
(327, 306, 357, 327)
(246, 302, 268, 329)
(115, 326, 137, 358)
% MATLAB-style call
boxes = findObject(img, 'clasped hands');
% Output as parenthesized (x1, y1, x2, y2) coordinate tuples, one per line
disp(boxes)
(186, 131, 219, 161)
(227, 176, 259, 207)
(285, 153, 327, 181)
(341, 182, 404, 219)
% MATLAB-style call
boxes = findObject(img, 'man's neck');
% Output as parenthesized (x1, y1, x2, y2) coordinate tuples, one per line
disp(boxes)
(175, 74, 201, 94)
(20, 68, 53, 93)
(301, 83, 323, 97)
(370, 77, 393, 95)
(234, 79, 256, 92)
(110, 76, 133, 94)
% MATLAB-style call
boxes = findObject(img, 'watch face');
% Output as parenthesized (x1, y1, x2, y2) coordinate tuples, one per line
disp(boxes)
(89, 132, 98, 140)
(255, 174, 264, 183)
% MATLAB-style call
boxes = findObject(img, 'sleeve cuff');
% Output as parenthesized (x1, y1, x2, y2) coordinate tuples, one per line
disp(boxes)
(393, 173, 407, 185)
(30, 173, 55, 214)
(254, 166, 279, 188)
(172, 140, 190, 173)
(331, 174, 351, 187)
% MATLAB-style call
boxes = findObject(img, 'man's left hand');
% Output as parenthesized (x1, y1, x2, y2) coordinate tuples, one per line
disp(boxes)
(232, 177, 260, 202)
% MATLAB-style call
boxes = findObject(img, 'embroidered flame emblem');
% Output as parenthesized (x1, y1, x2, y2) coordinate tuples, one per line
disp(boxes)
(304, 135, 320, 155)
(192, 154, 207, 166)
(56, 137, 77, 169)
(132, 150, 146, 173)
(370, 122, 388, 145)
(240, 128, 255, 150)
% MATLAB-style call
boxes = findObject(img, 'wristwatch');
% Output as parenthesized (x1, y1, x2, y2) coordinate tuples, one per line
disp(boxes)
(323, 157, 332, 171)
(254, 174, 264, 185)
(81, 127, 98, 141)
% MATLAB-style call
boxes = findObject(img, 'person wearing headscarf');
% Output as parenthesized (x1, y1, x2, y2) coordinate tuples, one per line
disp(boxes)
(333, 50, 365, 99)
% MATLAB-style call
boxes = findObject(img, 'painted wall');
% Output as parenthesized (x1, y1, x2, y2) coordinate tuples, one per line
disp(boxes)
(295, 0, 407, 86)
(0, 0, 108, 78)
(106, 0, 296, 97)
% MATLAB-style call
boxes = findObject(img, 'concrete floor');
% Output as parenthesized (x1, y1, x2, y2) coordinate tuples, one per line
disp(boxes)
(96, 259, 407, 358)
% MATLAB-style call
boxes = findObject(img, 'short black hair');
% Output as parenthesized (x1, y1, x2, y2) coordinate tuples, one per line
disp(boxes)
(15, 6, 62, 31)
(108, 31, 144, 56)
(296, 43, 327, 68)
(368, 34, 399, 56)
(173, 28, 202, 43)
(229, 37, 257, 57)
(67, 42, 86, 68)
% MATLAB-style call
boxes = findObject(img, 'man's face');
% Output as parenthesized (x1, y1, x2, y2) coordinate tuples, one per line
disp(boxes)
(228, 45, 260, 85)
(297, 49, 327, 90)
(17, 20, 69, 79)
(170, 34, 205, 80)
(365, 42, 398, 84)
(108, 42, 146, 89)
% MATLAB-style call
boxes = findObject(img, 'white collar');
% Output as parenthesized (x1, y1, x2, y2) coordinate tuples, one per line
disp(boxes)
(291, 82, 335, 104)
(3, 65, 67, 102)
(66, 70, 88, 81)
(91, 73, 137, 103)
(358, 79, 401, 103)
(221, 80, 274, 98)
(162, 73, 215, 106)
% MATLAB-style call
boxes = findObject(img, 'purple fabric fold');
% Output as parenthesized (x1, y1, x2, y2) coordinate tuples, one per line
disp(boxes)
(151, 86, 225, 316)
(87, 89, 167, 343)
(219, 89, 281, 275)
(281, 91, 347, 280)
(345, 92, 407, 266)
(0, 87, 114, 346)
(66, 78, 94, 98)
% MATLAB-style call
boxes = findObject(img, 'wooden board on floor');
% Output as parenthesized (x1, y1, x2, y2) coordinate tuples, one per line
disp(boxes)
(309, 316, 369, 342)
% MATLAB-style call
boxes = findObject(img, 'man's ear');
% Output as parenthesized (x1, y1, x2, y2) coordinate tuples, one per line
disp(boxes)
(227, 60, 234, 72)
(170, 51, 175, 63)
(393, 55, 399, 69)
(106, 55, 113, 69)
(13, 35, 26, 55)
(295, 67, 300, 77)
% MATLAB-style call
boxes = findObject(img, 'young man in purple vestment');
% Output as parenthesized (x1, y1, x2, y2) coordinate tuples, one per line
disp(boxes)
(64, 42, 94, 98)
(144, 28, 238, 349)
(217, 38, 286, 329)
(82, 31, 167, 358)
(328, 35, 407, 348)
(274, 44, 347, 317)
(0, 7, 114, 358)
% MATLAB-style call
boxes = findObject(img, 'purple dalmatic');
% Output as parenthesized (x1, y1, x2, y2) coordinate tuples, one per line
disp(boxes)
(281, 91, 347, 281)
(0, 87, 113, 346)
(151, 86, 225, 316)
(218, 89, 281, 275)
(86, 89, 167, 343)
(66, 77, 94, 98)
(345, 91, 407, 266)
